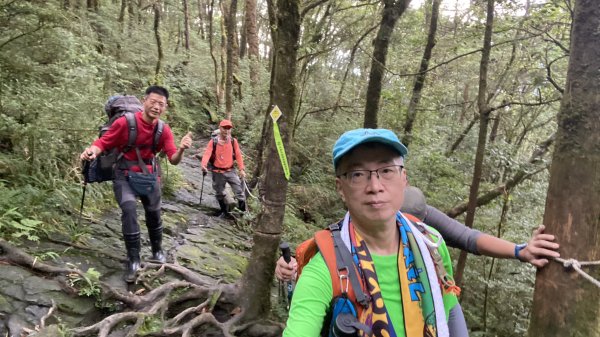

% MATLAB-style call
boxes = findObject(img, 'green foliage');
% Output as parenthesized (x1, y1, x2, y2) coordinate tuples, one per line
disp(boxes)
(68, 268, 102, 299)
(33, 250, 61, 262)
(0, 207, 42, 242)
(137, 315, 164, 335)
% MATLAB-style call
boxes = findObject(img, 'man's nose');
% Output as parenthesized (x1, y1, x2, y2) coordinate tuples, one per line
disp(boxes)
(365, 171, 384, 191)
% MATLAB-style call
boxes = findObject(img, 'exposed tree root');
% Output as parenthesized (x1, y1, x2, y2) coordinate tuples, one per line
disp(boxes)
(0, 239, 284, 337)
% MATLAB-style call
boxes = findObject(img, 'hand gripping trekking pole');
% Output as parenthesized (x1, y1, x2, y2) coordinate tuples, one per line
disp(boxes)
(279, 242, 294, 310)
(199, 171, 206, 205)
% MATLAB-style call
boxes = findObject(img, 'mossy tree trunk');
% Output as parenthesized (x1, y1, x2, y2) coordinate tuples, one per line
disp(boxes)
(245, 0, 259, 87)
(153, 2, 164, 83)
(182, 0, 190, 51)
(528, 1, 600, 335)
(224, 0, 238, 117)
(238, 0, 301, 322)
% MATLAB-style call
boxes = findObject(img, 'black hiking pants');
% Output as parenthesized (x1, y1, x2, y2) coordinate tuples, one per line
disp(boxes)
(113, 171, 162, 248)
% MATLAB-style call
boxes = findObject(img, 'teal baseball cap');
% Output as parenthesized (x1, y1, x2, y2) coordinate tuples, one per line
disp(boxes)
(332, 128, 408, 169)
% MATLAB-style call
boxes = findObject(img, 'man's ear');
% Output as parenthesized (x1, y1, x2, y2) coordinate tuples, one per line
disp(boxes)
(335, 178, 346, 203)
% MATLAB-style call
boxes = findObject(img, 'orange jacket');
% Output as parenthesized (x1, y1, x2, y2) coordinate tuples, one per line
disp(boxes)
(201, 136, 244, 172)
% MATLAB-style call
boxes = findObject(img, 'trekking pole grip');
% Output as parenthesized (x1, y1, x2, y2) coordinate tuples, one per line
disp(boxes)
(279, 242, 291, 263)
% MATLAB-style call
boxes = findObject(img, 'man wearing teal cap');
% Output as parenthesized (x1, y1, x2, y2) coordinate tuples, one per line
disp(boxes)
(284, 128, 459, 337)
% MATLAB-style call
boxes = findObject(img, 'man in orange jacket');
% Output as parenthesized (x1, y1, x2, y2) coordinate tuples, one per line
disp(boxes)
(200, 119, 246, 217)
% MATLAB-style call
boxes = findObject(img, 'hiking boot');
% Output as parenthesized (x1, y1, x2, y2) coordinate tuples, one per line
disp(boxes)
(124, 257, 141, 283)
(124, 233, 141, 283)
(215, 199, 230, 218)
(148, 225, 167, 264)
(238, 200, 246, 212)
(151, 249, 166, 263)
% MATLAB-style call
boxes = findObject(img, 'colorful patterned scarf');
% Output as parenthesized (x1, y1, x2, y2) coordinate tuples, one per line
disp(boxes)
(341, 212, 450, 337)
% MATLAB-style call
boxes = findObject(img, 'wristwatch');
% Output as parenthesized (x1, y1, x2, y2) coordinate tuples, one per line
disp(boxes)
(514, 243, 528, 261)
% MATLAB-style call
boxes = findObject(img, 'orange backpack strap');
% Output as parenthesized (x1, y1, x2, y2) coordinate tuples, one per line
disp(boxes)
(403, 212, 421, 224)
(295, 236, 319, 279)
(314, 226, 369, 316)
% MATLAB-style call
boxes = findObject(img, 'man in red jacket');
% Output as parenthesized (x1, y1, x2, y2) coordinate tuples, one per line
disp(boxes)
(80, 86, 192, 282)
(200, 119, 246, 218)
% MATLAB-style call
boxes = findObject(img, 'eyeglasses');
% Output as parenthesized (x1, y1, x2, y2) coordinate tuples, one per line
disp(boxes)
(147, 99, 167, 108)
(338, 165, 404, 187)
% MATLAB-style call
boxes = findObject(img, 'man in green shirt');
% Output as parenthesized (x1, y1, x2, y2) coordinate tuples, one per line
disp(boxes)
(284, 129, 460, 337)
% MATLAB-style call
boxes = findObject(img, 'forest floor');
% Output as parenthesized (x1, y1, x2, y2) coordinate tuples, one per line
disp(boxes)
(0, 138, 285, 337)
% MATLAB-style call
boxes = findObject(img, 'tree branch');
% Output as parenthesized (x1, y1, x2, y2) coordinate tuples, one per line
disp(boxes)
(487, 97, 562, 113)
(0, 21, 45, 51)
(446, 133, 555, 218)
(546, 55, 567, 94)
(386, 33, 545, 78)
(301, 0, 330, 18)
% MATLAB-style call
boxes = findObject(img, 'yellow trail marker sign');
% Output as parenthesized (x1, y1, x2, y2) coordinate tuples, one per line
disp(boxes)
(270, 105, 290, 180)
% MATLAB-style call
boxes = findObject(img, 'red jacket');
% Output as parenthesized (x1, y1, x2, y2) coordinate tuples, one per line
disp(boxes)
(93, 112, 177, 173)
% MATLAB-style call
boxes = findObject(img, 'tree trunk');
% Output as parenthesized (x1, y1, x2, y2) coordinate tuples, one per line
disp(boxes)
(219, 1, 227, 108)
(128, 0, 136, 35)
(528, 1, 600, 335)
(183, 0, 191, 51)
(87, 0, 98, 11)
(238, 0, 301, 322)
(248, 3, 278, 188)
(118, 0, 127, 32)
(402, 0, 441, 147)
(482, 191, 510, 333)
(454, 0, 495, 287)
(224, 0, 238, 117)
(153, 2, 164, 83)
(208, 0, 221, 105)
(363, 0, 410, 128)
(197, 0, 206, 39)
(245, 0, 260, 87)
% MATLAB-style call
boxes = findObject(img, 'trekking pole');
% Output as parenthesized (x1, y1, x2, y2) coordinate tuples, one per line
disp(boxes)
(279, 242, 294, 310)
(199, 171, 206, 205)
(78, 160, 90, 227)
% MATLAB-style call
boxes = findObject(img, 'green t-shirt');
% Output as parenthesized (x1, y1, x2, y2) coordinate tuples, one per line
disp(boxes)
(283, 228, 458, 337)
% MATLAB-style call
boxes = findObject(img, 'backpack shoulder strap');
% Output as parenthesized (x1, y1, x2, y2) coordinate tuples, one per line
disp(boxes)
(212, 136, 219, 153)
(295, 237, 319, 280)
(232, 137, 237, 160)
(315, 224, 370, 311)
(152, 120, 165, 152)
(124, 112, 137, 152)
(403, 213, 421, 224)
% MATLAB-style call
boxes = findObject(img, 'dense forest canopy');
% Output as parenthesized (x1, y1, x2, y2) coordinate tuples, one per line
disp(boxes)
(1, 0, 595, 336)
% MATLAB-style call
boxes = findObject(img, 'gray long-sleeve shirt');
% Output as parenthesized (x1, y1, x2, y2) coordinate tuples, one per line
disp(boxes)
(423, 205, 481, 255)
